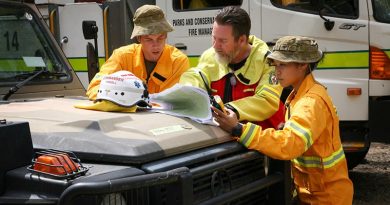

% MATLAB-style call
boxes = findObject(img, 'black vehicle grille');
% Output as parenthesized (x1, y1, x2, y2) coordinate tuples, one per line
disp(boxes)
(141, 142, 271, 205)
(229, 188, 268, 205)
(72, 179, 269, 205)
(74, 188, 150, 205)
(59, 143, 280, 205)
(59, 167, 190, 205)
(192, 154, 265, 204)
(73, 183, 186, 205)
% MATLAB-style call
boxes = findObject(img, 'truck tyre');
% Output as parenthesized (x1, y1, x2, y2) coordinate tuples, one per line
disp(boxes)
(344, 138, 370, 170)
(340, 122, 370, 170)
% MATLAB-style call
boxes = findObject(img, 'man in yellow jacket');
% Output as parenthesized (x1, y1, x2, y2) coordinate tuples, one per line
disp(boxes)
(87, 5, 190, 100)
(213, 36, 354, 204)
(180, 6, 284, 129)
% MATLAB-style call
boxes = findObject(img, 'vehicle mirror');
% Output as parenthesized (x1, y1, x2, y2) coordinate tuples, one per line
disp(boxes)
(319, 8, 335, 31)
(83, 21, 99, 78)
(82, 21, 98, 40)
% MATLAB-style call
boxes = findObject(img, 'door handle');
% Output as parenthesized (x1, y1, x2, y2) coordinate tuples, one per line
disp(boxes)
(175, 43, 187, 50)
(266, 41, 276, 47)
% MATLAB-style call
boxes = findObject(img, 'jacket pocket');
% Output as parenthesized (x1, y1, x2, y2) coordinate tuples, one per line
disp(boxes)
(292, 166, 325, 193)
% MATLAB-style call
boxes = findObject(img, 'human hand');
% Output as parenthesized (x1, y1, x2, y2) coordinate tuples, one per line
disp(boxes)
(211, 106, 239, 133)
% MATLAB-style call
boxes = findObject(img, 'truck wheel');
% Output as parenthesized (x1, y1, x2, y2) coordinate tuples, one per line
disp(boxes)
(340, 122, 370, 170)
(345, 144, 370, 170)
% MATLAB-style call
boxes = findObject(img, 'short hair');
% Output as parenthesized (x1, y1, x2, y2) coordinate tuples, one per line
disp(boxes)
(215, 6, 251, 40)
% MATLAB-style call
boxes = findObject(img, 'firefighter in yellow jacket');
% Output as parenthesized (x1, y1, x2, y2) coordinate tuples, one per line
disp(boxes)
(180, 6, 284, 129)
(212, 36, 354, 204)
(87, 5, 190, 100)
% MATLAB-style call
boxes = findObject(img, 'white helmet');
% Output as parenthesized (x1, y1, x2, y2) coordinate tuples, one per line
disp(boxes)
(97, 71, 149, 107)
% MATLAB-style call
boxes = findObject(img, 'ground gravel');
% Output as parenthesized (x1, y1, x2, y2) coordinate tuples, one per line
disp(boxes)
(350, 142, 390, 205)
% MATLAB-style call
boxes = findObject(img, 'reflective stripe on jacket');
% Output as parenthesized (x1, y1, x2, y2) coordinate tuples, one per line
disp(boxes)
(239, 73, 353, 204)
(87, 44, 190, 100)
(180, 35, 282, 122)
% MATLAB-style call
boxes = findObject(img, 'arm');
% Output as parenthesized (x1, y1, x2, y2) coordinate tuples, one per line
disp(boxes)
(179, 48, 218, 90)
(228, 63, 282, 122)
(214, 96, 327, 160)
(179, 66, 209, 90)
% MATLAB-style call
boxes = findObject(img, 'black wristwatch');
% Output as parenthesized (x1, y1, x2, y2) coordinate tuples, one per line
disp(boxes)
(231, 123, 243, 137)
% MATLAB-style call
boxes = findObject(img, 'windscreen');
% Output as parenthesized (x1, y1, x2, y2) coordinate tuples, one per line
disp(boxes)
(373, 0, 390, 23)
(0, 3, 71, 86)
(270, 0, 358, 19)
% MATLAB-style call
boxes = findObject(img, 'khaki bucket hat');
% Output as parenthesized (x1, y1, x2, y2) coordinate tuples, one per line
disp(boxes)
(131, 5, 174, 39)
(267, 36, 323, 63)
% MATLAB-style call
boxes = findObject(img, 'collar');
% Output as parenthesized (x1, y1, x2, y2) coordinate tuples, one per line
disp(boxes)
(149, 45, 171, 85)
(285, 73, 316, 104)
(135, 44, 171, 85)
(233, 35, 269, 84)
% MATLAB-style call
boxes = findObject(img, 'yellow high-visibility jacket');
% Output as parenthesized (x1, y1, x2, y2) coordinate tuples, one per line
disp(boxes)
(87, 44, 190, 100)
(179, 35, 281, 122)
(239, 74, 353, 204)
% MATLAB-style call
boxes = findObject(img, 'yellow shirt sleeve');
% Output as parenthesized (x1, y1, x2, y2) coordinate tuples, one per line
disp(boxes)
(229, 63, 282, 122)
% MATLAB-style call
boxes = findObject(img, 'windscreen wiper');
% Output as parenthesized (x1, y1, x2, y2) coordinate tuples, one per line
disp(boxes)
(13, 70, 67, 80)
(2, 69, 46, 101)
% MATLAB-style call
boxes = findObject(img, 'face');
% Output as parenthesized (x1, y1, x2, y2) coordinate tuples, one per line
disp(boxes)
(273, 60, 308, 88)
(212, 22, 242, 64)
(138, 33, 167, 62)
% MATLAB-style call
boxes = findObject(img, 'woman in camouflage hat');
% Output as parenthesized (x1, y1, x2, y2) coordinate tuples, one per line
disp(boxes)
(213, 36, 353, 204)
(87, 5, 190, 100)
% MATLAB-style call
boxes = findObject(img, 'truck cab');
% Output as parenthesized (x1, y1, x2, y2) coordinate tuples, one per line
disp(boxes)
(0, 1, 290, 204)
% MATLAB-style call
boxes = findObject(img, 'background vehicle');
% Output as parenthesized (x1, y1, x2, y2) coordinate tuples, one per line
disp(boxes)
(35, 0, 390, 169)
(156, 0, 390, 169)
(0, 1, 290, 204)
(34, 0, 148, 88)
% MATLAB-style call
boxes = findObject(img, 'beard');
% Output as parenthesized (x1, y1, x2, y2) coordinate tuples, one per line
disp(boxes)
(214, 44, 240, 65)
(215, 52, 230, 65)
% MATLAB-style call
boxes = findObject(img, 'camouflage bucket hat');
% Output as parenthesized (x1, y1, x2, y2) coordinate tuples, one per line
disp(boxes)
(131, 5, 174, 39)
(267, 36, 323, 63)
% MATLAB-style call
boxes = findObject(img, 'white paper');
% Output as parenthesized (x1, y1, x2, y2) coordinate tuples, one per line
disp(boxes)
(149, 84, 216, 125)
(22, 56, 45, 67)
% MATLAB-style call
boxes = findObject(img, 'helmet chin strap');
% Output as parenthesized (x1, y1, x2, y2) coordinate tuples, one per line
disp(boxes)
(142, 82, 149, 99)
(141, 82, 152, 108)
